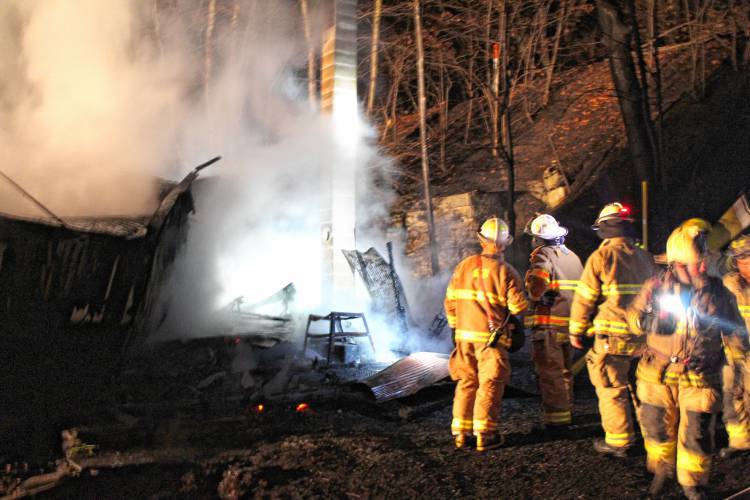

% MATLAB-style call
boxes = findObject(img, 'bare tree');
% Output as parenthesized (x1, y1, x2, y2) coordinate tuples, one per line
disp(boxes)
(414, 0, 439, 275)
(367, 0, 383, 116)
(300, 0, 317, 107)
(595, 0, 657, 222)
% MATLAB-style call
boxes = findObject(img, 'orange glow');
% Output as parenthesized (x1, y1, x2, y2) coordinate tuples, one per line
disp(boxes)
(251, 404, 265, 414)
(296, 402, 310, 412)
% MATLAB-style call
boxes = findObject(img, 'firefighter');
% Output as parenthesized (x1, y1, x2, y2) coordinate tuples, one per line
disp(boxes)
(445, 216, 528, 451)
(524, 214, 583, 431)
(627, 223, 747, 500)
(719, 234, 750, 457)
(569, 202, 658, 457)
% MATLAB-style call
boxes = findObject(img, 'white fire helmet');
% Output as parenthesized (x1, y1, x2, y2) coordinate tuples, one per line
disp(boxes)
(478, 217, 513, 247)
(594, 202, 634, 226)
(526, 214, 568, 240)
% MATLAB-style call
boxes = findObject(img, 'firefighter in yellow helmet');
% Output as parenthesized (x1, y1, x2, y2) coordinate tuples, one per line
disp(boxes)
(524, 214, 583, 432)
(445, 216, 528, 451)
(569, 202, 658, 457)
(627, 224, 748, 499)
(718, 234, 750, 458)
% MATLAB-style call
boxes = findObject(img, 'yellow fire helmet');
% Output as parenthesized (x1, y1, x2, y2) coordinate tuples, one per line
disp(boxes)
(593, 202, 634, 226)
(679, 218, 712, 233)
(728, 234, 750, 259)
(666, 223, 709, 265)
(478, 216, 513, 247)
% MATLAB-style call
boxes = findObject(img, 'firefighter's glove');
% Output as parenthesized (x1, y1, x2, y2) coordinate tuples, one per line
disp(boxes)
(539, 290, 558, 308)
(486, 320, 503, 348)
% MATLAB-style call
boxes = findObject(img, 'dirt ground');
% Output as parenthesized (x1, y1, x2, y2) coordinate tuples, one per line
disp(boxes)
(9, 380, 747, 500)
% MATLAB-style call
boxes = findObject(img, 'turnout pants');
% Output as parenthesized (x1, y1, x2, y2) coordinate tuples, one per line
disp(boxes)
(722, 362, 750, 449)
(586, 348, 637, 448)
(637, 381, 720, 487)
(531, 330, 573, 425)
(449, 341, 510, 438)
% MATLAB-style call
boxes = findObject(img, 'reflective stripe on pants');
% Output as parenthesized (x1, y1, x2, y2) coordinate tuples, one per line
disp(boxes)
(586, 348, 636, 447)
(449, 341, 509, 438)
(531, 330, 573, 425)
(722, 363, 750, 449)
(637, 380, 721, 487)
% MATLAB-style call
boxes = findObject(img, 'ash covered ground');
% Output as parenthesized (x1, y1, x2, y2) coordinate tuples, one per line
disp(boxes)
(6, 360, 749, 500)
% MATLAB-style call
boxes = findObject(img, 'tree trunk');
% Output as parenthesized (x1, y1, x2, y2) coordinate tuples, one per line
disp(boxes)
(498, 0, 516, 238)
(414, 0, 439, 275)
(543, 0, 571, 106)
(367, 0, 383, 116)
(203, 0, 217, 105)
(595, 0, 656, 186)
(464, 35, 475, 144)
(624, 0, 661, 188)
(300, 0, 317, 107)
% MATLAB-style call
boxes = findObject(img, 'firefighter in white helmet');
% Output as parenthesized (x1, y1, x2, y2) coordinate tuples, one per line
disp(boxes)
(627, 224, 747, 499)
(445, 216, 528, 451)
(569, 202, 658, 457)
(718, 234, 750, 458)
(524, 214, 583, 432)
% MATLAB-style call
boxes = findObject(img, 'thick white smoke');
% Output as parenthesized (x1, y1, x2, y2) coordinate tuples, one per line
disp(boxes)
(0, 0, 187, 216)
(0, 0, 450, 357)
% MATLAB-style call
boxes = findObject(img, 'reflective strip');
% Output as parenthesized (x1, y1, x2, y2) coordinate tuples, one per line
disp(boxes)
(725, 345, 746, 363)
(544, 411, 572, 424)
(644, 439, 677, 463)
(548, 279, 579, 291)
(676, 448, 710, 473)
(446, 314, 457, 327)
(740, 305, 750, 319)
(554, 332, 569, 343)
(569, 320, 590, 335)
(525, 315, 569, 327)
(455, 329, 512, 348)
(451, 418, 473, 432)
(605, 432, 634, 447)
(473, 419, 498, 432)
(592, 319, 630, 335)
(639, 364, 713, 388)
(528, 268, 551, 283)
(508, 298, 528, 315)
(575, 282, 599, 302)
(446, 288, 504, 306)
(726, 422, 750, 441)
(601, 283, 643, 296)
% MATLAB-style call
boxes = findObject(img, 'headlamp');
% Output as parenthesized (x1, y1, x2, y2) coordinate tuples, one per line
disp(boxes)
(658, 294, 686, 318)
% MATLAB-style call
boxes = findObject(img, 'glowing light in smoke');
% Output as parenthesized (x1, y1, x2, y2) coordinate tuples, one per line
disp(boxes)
(295, 402, 310, 412)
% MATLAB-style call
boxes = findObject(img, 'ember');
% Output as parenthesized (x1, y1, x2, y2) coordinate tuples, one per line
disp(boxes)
(295, 403, 310, 413)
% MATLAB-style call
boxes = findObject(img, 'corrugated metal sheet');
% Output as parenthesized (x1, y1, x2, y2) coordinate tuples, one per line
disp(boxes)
(355, 352, 449, 403)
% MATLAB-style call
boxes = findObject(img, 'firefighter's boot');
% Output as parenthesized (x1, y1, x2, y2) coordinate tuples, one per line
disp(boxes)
(649, 464, 675, 497)
(681, 486, 707, 500)
(476, 433, 504, 452)
(593, 438, 629, 458)
(454, 433, 475, 450)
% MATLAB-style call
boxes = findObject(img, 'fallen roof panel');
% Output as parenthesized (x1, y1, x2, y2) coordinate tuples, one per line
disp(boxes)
(353, 352, 449, 403)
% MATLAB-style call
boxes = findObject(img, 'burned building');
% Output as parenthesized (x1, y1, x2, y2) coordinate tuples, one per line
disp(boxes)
(0, 165, 203, 460)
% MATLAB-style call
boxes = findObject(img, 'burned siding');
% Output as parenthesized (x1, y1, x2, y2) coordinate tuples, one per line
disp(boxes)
(0, 173, 198, 461)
